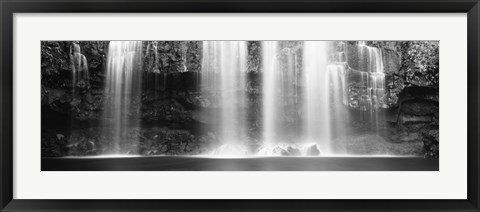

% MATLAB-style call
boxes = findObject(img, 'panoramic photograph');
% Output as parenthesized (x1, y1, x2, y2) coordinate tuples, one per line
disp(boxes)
(41, 40, 439, 171)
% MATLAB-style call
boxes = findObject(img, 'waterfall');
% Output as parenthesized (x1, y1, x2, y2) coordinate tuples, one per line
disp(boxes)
(201, 41, 249, 155)
(300, 41, 385, 154)
(357, 41, 385, 128)
(328, 42, 350, 139)
(70, 43, 89, 89)
(180, 41, 189, 72)
(262, 41, 280, 145)
(327, 64, 349, 140)
(259, 41, 308, 155)
(200, 40, 385, 156)
(145, 41, 160, 73)
(103, 41, 143, 153)
(302, 41, 333, 154)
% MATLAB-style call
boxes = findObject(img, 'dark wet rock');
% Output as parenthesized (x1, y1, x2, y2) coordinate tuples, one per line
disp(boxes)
(389, 132, 422, 143)
(41, 132, 69, 157)
(391, 86, 439, 157)
(396, 86, 439, 131)
(398, 86, 439, 103)
(141, 98, 194, 124)
(421, 126, 439, 143)
(42, 126, 214, 157)
(272, 146, 289, 156)
(400, 100, 438, 116)
(42, 86, 106, 121)
(143, 71, 200, 93)
(398, 114, 433, 125)
(138, 127, 211, 155)
(384, 73, 405, 108)
(421, 125, 439, 158)
(286, 146, 301, 156)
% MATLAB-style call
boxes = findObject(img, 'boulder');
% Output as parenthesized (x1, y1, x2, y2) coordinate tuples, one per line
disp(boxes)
(272, 146, 289, 156)
(286, 146, 301, 156)
(269, 145, 302, 156)
(306, 144, 321, 156)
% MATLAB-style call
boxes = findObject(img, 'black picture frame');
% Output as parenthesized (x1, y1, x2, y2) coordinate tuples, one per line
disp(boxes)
(1, 0, 479, 211)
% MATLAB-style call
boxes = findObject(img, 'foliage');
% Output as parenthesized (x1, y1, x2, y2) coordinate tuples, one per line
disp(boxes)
(398, 41, 439, 88)
(41, 41, 64, 74)
(362, 41, 439, 88)
(41, 41, 72, 88)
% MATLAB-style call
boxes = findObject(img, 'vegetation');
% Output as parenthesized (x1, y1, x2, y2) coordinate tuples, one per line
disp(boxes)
(369, 41, 439, 88)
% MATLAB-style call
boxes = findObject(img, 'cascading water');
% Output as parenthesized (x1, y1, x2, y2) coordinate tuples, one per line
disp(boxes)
(201, 41, 249, 155)
(262, 41, 280, 146)
(327, 42, 350, 140)
(70, 43, 89, 90)
(180, 41, 189, 72)
(103, 41, 143, 153)
(202, 40, 386, 156)
(357, 41, 386, 128)
(40, 40, 438, 162)
(302, 41, 334, 154)
(259, 41, 321, 156)
(145, 41, 160, 73)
